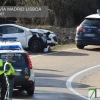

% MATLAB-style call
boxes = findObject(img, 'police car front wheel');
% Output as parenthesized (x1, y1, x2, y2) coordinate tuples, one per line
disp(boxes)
(29, 40, 42, 52)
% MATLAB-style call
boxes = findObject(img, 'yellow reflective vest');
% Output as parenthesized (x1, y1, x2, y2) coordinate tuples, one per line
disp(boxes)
(0, 59, 4, 75)
(4, 62, 15, 75)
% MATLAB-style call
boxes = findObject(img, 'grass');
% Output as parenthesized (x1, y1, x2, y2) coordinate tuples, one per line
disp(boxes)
(51, 43, 76, 51)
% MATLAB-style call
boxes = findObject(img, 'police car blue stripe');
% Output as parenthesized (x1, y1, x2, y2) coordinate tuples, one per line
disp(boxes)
(0, 45, 21, 49)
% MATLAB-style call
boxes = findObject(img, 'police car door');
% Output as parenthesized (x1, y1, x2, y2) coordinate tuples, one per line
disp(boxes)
(1, 25, 26, 47)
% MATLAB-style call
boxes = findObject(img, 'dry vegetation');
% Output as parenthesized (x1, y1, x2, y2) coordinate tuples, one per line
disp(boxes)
(0, 0, 100, 44)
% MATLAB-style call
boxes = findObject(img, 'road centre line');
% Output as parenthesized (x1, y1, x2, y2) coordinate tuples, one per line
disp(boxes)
(66, 64, 100, 100)
(30, 48, 77, 58)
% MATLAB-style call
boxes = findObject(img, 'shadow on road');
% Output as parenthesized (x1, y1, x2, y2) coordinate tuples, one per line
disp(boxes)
(35, 72, 66, 78)
(13, 90, 30, 99)
(35, 72, 92, 89)
(35, 72, 67, 88)
(84, 47, 100, 52)
(12, 72, 89, 100)
(12, 90, 85, 100)
(71, 82, 92, 88)
(34, 68, 62, 72)
(46, 51, 89, 56)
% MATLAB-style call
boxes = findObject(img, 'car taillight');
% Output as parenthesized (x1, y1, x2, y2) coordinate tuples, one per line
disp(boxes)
(77, 26, 83, 31)
(29, 81, 33, 85)
(98, 28, 100, 32)
(26, 52, 33, 69)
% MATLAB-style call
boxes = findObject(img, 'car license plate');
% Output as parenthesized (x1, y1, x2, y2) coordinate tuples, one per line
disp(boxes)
(84, 34, 95, 37)
(15, 71, 20, 75)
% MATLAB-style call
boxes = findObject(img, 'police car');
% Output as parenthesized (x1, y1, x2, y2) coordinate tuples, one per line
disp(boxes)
(75, 9, 100, 49)
(0, 37, 35, 95)
(0, 24, 58, 52)
(0, 37, 23, 50)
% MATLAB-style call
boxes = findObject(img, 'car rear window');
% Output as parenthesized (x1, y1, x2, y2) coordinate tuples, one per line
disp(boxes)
(0, 53, 28, 66)
(81, 18, 100, 26)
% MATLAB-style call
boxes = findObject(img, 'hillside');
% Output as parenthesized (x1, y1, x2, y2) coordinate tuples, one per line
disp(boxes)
(0, 0, 100, 27)
(0, 0, 100, 44)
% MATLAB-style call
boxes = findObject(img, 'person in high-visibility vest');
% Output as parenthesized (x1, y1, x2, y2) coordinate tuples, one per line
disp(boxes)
(0, 59, 7, 100)
(4, 56, 15, 100)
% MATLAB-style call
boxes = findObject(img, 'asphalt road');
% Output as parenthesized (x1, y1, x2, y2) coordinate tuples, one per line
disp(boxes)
(13, 46, 100, 100)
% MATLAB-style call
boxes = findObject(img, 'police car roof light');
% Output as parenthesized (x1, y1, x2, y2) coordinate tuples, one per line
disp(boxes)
(0, 37, 17, 41)
(0, 45, 21, 50)
(97, 9, 100, 16)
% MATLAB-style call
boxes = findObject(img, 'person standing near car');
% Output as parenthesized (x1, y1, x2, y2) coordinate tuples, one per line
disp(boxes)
(0, 59, 6, 100)
(4, 56, 15, 100)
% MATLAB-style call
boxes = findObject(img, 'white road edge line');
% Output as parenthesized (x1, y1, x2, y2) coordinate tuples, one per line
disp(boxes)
(66, 64, 100, 100)
(30, 48, 77, 58)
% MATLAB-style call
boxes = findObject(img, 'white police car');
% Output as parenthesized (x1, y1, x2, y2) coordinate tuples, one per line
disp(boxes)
(0, 37, 23, 50)
(75, 9, 100, 49)
(0, 24, 58, 52)
(0, 37, 35, 95)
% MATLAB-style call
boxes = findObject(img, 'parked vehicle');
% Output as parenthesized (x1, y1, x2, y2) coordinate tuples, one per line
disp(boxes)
(75, 9, 100, 49)
(0, 37, 23, 50)
(0, 51, 35, 95)
(0, 24, 58, 52)
(0, 37, 35, 95)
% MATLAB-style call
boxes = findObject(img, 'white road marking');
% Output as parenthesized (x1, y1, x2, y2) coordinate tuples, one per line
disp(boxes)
(30, 48, 77, 58)
(66, 65, 100, 100)
(29, 47, 98, 99)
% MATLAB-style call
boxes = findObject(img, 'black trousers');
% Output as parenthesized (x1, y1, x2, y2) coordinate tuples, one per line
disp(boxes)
(0, 74, 6, 100)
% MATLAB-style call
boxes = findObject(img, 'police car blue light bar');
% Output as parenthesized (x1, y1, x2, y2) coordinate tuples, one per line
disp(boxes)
(0, 45, 21, 50)
(0, 37, 17, 41)
(97, 9, 100, 16)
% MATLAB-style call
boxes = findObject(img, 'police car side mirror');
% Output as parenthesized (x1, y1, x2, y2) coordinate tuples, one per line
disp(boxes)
(0, 33, 2, 36)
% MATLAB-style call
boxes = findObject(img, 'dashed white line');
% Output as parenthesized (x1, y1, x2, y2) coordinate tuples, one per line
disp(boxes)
(66, 65, 100, 100)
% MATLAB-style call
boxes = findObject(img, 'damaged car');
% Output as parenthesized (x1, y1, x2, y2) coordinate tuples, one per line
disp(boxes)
(0, 24, 58, 52)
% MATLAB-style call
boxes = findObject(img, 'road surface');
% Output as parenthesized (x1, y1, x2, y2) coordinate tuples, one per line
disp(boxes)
(13, 46, 100, 100)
